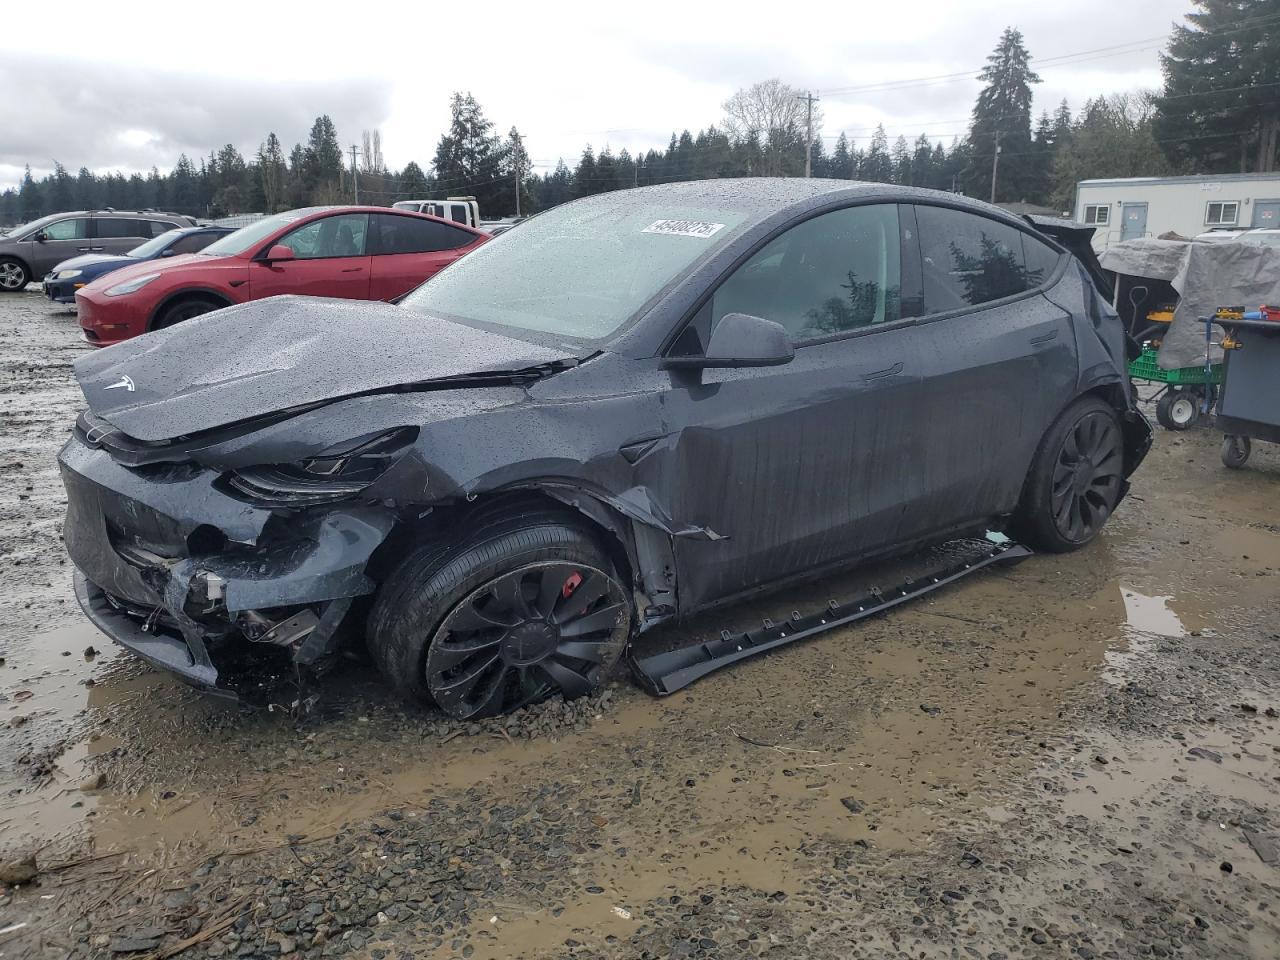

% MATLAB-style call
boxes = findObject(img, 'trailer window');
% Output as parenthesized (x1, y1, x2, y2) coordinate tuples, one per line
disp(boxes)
(1205, 202, 1239, 226)
(1084, 205, 1109, 226)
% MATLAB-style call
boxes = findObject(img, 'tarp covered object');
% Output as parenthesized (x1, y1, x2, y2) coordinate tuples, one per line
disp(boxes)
(1100, 239, 1280, 369)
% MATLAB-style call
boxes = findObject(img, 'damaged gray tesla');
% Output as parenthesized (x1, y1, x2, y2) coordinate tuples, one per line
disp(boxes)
(59, 179, 1151, 718)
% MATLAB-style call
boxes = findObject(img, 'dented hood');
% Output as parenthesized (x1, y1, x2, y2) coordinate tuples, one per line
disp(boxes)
(73, 295, 576, 442)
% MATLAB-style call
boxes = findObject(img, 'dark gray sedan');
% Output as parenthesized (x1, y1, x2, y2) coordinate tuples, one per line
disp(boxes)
(59, 179, 1151, 718)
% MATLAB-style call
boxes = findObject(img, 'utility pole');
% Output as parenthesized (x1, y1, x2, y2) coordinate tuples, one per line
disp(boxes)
(989, 129, 1001, 204)
(349, 144, 361, 204)
(797, 91, 819, 178)
(513, 147, 521, 218)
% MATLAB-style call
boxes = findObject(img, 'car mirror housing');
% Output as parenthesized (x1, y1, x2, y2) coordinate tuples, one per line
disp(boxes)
(264, 244, 296, 263)
(664, 312, 795, 369)
(32, 231, 48, 242)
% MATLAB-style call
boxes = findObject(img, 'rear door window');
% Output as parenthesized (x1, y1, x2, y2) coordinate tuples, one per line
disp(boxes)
(915, 205, 1035, 314)
(374, 214, 473, 254)
(1021, 233, 1063, 287)
(711, 204, 902, 341)
(95, 218, 149, 239)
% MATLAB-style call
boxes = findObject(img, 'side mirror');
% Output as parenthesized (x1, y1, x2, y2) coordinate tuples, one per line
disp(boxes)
(264, 244, 295, 263)
(160, 248, 176, 257)
(32, 231, 48, 243)
(664, 313, 795, 369)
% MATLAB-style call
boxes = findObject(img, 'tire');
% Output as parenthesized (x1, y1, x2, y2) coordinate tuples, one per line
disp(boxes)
(366, 512, 632, 719)
(1155, 389, 1198, 430)
(1013, 397, 1126, 553)
(0, 258, 29, 292)
(1221, 435, 1252, 469)
(153, 296, 221, 330)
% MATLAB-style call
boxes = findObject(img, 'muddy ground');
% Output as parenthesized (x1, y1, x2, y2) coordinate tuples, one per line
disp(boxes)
(1, 287, 1279, 960)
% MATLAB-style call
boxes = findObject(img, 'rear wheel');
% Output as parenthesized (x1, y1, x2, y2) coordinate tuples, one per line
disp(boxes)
(0, 258, 29, 292)
(1014, 397, 1126, 553)
(1155, 389, 1198, 430)
(367, 515, 632, 719)
(153, 296, 220, 330)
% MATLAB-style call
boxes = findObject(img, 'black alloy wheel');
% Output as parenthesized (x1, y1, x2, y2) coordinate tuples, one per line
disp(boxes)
(425, 561, 630, 719)
(1050, 410, 1124, 543)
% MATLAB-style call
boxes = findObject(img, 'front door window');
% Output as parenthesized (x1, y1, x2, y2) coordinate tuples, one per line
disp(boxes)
(278, 214, 369, 259)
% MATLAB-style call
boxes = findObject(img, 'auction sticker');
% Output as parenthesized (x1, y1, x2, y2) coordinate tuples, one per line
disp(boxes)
(642, 219, 726, 239)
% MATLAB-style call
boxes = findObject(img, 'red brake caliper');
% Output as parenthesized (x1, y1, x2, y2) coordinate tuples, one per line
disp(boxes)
(562, 571, 583, 600)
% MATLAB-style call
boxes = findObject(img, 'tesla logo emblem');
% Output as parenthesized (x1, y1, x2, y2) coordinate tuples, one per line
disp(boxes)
(104, 375, 135, 392)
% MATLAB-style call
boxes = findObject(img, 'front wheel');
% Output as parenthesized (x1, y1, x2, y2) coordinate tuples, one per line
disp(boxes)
(1013, 397, 1126, 553)
(153, 297, 220, 330)
(367, 515, 632, 719)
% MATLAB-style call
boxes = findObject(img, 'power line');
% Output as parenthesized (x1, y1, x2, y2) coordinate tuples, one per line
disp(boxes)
(819, 11, 1280, 101)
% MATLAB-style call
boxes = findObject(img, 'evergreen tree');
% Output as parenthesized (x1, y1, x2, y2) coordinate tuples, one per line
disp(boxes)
(891, 136, 912, 184)
(286, 144, 308, 208)
(831, 133, 853, 179)
(258, 134, 287, 213)
(399, 161, 429, 200)
(809, 136, 829, 178)
(912, 135, 937, 189)
(574, 146, 598, 197)
(49, 163, 74, 212)
(1050, 92, 1172, 211)
(303, 115, 344, 203)
(1155, 0, 1280, 173)
(432, 93, 506, 211)
(966, 27, 1042, 202)
(544, 160, 574, 206)
(148, 167, 167, 211)
(19, 166, 41, 219)
(594, 146, 619, 194)
(862, 126, 893, 182)
(616, 148, 637, 190)
(74, 167, 98, 209)
(171, 155, 200, 214)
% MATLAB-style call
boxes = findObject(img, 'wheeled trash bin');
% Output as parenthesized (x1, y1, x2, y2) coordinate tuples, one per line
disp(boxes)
(1205, 307, 1280, 469)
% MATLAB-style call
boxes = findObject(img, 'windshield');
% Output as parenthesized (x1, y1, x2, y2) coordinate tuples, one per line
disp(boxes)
(4, 213, 63, 238)
(127, 229, 183, 258)
(199, 211, 306, 257)
(400, 201, 749, 340)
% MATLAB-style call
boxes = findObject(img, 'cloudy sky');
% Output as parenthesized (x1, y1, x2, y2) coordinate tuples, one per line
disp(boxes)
(0, 0, 1192, 192)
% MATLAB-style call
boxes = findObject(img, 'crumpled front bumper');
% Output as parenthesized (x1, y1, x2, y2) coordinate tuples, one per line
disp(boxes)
(74, 571, 226, 693)
(60, 434, 397, 692)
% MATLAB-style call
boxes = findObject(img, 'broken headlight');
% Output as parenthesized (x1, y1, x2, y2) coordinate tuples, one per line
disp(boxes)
(227, 427, 419, 504)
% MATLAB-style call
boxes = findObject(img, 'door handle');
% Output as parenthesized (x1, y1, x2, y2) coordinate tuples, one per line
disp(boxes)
(863, 361, 904, 381)
(1029, 330, 1059, 346)
(341, 267, 363, 273)
(76, 246, 91, 252)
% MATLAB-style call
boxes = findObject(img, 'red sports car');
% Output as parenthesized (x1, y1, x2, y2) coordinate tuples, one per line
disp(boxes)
(75, 206, 488, 347)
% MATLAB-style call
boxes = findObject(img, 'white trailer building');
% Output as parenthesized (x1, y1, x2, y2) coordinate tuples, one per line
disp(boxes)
(1074, 173, 1280, 250)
